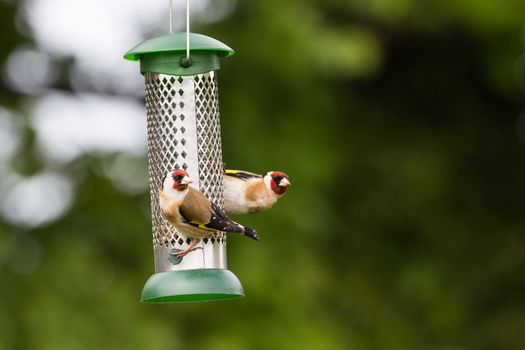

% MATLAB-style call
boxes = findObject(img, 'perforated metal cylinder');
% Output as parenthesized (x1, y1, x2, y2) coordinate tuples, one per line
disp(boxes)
(145, 71, 227, 273)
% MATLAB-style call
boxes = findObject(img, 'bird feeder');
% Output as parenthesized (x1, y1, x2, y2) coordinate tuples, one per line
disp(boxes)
(124, 1, 243, 303)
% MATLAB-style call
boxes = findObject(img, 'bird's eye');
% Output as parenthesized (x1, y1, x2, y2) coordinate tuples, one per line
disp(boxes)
(173, 175, 182, 182)
(272, 176, 282, 182)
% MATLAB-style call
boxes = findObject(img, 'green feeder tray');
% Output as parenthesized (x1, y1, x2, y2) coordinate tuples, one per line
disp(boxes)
(141, 269, 244, 303)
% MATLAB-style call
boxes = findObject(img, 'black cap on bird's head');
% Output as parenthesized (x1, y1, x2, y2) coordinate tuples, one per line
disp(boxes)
(266, 171, 291, 195)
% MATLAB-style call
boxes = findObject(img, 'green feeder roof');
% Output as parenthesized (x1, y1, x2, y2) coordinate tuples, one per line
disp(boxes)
(124, 32, 234, 61)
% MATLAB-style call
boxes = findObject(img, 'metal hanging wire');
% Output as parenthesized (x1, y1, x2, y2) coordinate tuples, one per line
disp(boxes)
(185, 0, 190, 63)
(168, 0, 191, 66)
(169, 0, 174, 33)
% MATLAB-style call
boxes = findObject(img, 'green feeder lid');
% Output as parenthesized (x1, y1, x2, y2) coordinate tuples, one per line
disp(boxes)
(124, 33, 233, 76)
(124, 32, 234, 61)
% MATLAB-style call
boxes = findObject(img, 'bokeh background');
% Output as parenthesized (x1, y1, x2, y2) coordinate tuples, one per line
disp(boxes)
(1, 0, 525, 349)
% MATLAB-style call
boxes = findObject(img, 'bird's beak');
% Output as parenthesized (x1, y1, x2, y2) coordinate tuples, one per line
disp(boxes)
(181, 176, 192, 185)
(280, 178, 291, 187)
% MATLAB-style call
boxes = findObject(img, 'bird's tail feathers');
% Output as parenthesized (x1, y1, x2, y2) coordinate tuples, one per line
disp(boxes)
(221, 221, 259, 241)
(242, 226, 260, 241)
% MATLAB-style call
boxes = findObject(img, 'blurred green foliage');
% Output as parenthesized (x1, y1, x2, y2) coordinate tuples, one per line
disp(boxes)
(1, 0, 525, 349)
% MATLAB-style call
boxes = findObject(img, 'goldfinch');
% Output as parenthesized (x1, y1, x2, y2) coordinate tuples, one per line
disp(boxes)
(160, 170, 259, 257)
(223, 169, 291, 215)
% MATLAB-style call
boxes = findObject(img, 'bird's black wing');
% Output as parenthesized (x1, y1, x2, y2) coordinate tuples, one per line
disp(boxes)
(224, 169, 262, 181)
(178, 198, 244, 234)
(204, 202, 245, 234)
(206, 202, 260, 241)
(178, 190, 259, 240)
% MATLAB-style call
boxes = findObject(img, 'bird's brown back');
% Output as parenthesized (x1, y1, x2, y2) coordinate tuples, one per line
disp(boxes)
(180, 187, 213, 223)
(245, 179, 266, 202)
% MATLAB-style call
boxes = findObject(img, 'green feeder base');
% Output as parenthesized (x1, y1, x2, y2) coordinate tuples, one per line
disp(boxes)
(141, 269, 244, 303)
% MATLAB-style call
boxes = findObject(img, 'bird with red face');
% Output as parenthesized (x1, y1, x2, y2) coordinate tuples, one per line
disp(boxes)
(159, 170, 259, 257)
(223, 169, 291, 215)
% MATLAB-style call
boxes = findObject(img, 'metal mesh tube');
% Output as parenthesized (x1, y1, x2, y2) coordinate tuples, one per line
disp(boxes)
(145, 71, 227, 272)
